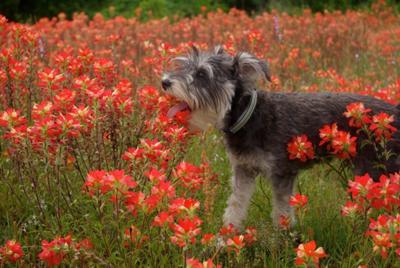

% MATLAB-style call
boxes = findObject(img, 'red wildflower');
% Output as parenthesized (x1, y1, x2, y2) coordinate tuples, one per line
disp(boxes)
(348, 174, 375, 199)
(169, 198, 200, 216)
(319, 123, 338, 148)
(54, 89, 76, 110)
(152, 211, 174, 227)
(151, 180, 175, 199)
(200, 233, 216, 245)
(319, 124, 357, 159)
(243, 227, 257, 245)
(163, 125, 189, 143)
(122, 147, 144, 162)
(37, 68, 65, 91)
(174, 162, 204, 190)
(142, 194, 162, 213)
(38, 235, 72, 267)
(0, 240, 24, 263)
(370, 174, 400, 211)
(295, 240, 327, 267)
(226, 235, 245, 254)
(331, 131, 357, 159)
(140, 138, 170, 163)
(138, 85, 161, 111)
(74, 239, 93, 251)
(170, 216, 202, 248)
(124, 191, 145, 215)
(84, 170, 137, 197)
(219, 224, 237, 238)
(369, 112, 397, 141)
(186, 258, 221, 268)
(32, 101, 54, 120)
(287, 135, 315, 162)
(279, 215, 291, 230)
(144, 168, 166, 183)
(343, 102, 371, 128)
(0, 109, 27, 128)
(367, 214, 400, 259)
(341, 201, 362, 217)
(3, 125, 28, 145)
(289, 193, 308, 209)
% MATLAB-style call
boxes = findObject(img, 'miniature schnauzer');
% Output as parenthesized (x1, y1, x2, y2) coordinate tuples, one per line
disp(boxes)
(161, 46, 400, 229)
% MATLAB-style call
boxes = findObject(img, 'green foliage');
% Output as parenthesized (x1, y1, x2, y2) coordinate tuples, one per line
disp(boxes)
(103, 0, 220, 20)
(0, 0, 109, 22)
(1, 0, 400, 22)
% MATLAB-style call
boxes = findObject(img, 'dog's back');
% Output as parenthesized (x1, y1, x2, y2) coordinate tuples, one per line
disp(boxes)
(262, 91, 400, 180)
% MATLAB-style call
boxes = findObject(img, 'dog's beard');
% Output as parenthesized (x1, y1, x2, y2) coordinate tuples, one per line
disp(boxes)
(167, 81, 235, 131)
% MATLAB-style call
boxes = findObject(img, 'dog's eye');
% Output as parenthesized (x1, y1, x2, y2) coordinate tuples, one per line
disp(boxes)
(196, 69, 207, 78)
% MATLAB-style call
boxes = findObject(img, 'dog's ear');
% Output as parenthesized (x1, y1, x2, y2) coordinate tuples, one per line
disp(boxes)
(233, 52, 271, 83)
(191, 45, 200, 57)
(214, 45, 225, 55)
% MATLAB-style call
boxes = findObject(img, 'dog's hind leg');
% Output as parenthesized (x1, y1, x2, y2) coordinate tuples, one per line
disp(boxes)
(223, 165, 257, 229)
(271, 176, 296, 227)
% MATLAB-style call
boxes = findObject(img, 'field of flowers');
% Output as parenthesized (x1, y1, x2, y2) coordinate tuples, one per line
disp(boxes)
(0, 0, 399, 267)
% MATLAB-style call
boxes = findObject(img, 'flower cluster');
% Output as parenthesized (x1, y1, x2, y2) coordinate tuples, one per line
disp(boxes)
(343, 173, 400, 259)
(287, 135, 315, 162)
(0, 240, 24, 264)
(38, 235, 93, 267)
(346, 173, 400, 214)
(289, 193, 309, 209)
(344, 102, 397, 142)
(319, 123, 357, 159)
(294, 240, 327, 267)
(187, 258, 221, 268)
(366, 214, 400, 258)
(287, 101, 398, 163)
(0, 1, 399, 266)
(217, 224, 257, 255)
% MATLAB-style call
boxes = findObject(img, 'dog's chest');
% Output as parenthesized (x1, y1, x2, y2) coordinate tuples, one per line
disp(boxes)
(227, 149, 275, 178)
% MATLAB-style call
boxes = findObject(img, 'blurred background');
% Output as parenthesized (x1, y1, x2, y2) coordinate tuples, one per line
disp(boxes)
(1, 0, 400, 22)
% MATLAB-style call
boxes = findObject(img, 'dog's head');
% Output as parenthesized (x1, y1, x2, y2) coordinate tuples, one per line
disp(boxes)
(162, 46, 271, 129)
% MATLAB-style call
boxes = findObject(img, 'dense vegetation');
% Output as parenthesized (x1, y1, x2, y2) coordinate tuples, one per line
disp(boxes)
(0, 0, 399, 267)
(1, 0, 400, 22)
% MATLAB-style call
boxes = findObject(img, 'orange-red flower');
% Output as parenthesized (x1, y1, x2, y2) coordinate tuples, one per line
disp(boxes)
(331, 131, 357, 159)
(295, 240, 327, 267)
(0, 109, 27, 128)
(226, 235, 245, 254)
(341, 201, 362, 217)
(319, 123, 339, 149)
(369, 112, 397, 141)
(186, 258, 221, 268)
(343, 102, 371, 128)
(289, 193, 308, 208)
(152, 211, 174, 227)
(0, 240, 24, 263)
(200, 233, 216, 245)
(38, 235, 72, 267)
(170, 216, 202, 248)
(319, 124, 357, 159)
(287, 135, 315, 162)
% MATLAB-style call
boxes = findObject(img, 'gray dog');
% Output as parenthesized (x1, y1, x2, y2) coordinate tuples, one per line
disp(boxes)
(162, 46, 400, 228)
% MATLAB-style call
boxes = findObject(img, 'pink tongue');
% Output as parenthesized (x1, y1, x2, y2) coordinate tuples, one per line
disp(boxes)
(167, 102, 190, 118)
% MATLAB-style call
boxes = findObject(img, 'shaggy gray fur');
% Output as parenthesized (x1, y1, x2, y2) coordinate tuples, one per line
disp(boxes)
(162, 46, 400, 228)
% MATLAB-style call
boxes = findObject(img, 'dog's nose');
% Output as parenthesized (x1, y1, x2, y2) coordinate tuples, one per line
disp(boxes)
(161, 79, 172, 90)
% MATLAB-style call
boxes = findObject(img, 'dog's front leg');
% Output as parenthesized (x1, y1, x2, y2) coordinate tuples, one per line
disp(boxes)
(271, 177, 295, 227)
(223, 165, 257, 229)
